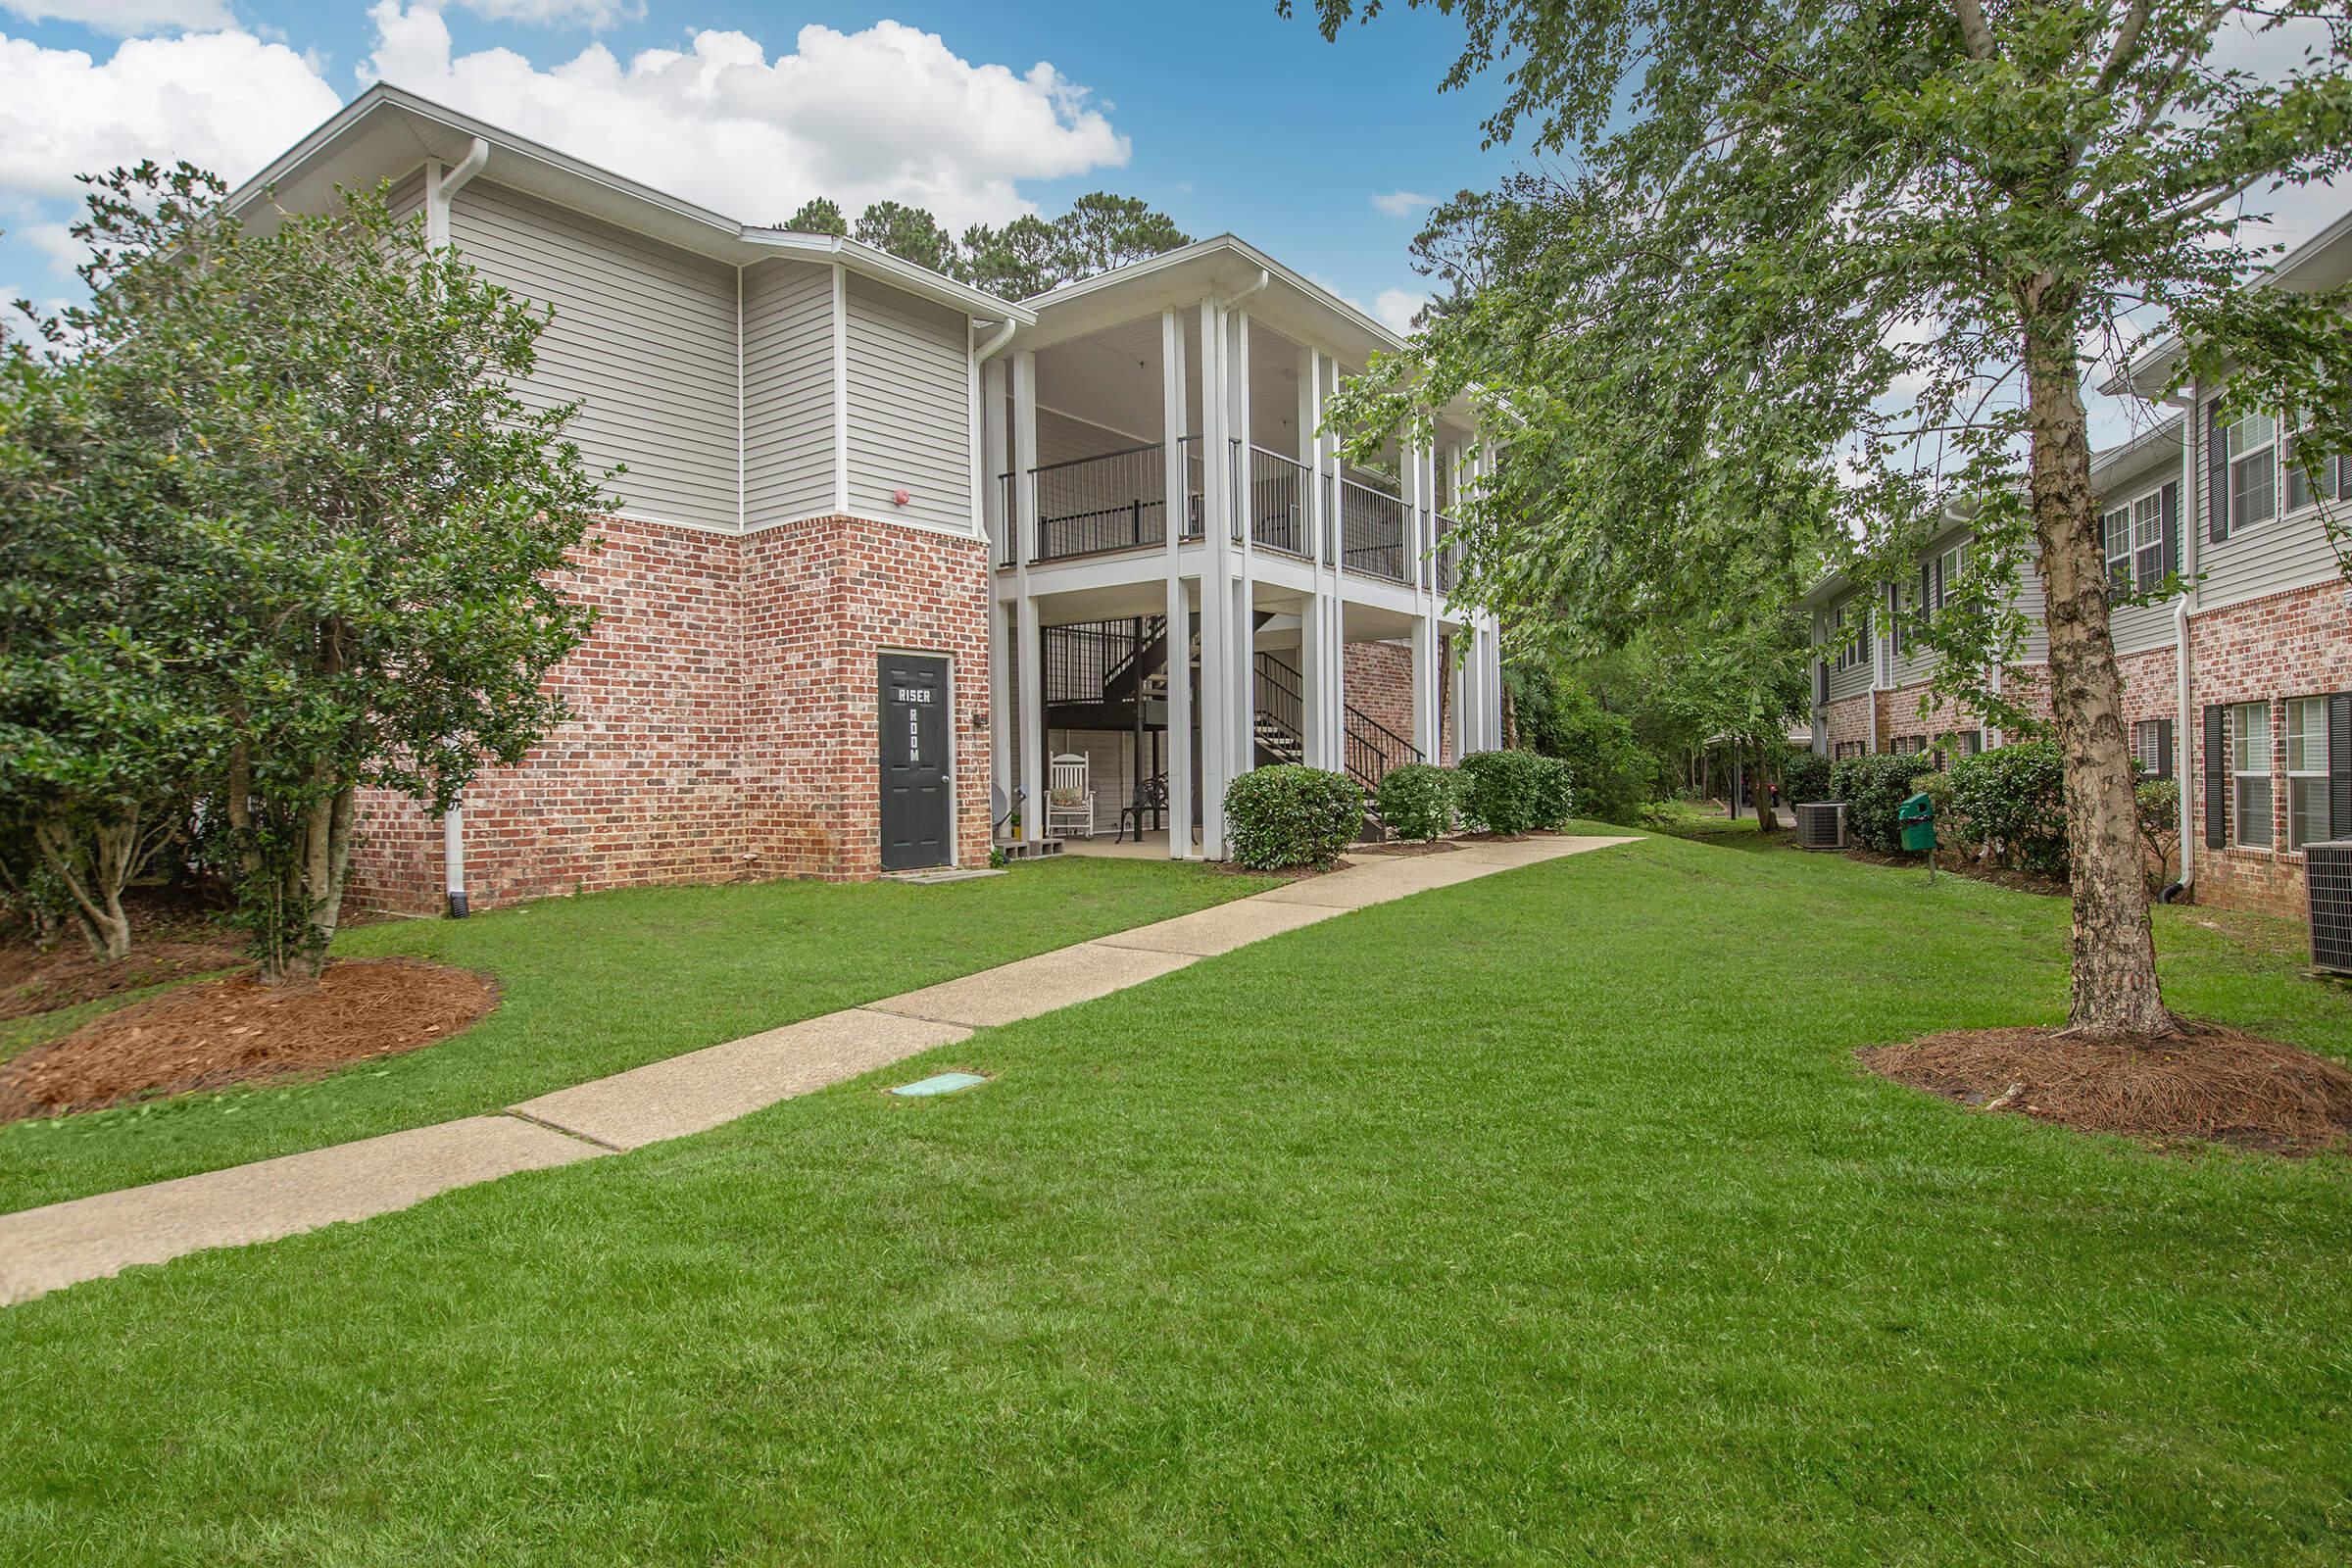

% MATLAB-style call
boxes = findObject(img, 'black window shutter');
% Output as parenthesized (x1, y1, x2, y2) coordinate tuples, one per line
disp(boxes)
(1920, 563, 1934, 623)
(2207, 401, 2230, 543)
(2331, 693, 2352, 840)
(2156, 716, 2174, 781)
(2204, 706, 2228, 849)
(2162, 481, 2180, 579)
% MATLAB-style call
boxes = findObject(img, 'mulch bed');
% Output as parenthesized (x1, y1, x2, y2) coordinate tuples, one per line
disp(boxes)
(0, 958, 497, 1122)
(1861, 1024, 2352, 1155)
(0, 940, 250, 1022)
(1350, 839, 1463, 858)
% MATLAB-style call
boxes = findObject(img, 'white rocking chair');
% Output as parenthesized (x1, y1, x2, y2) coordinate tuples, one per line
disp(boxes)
(1046, 753, 1097, 839)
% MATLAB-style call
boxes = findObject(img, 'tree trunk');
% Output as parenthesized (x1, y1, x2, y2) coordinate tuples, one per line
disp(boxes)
(32, 813, 134, 962)
(1752, 737, 1779, 835)
(270, 783, 357, 986)
(2019, 279, 2178, 1038)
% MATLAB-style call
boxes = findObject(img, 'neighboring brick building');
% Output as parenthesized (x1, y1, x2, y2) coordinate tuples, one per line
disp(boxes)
(1798, 208, 2352, 920)
(251, 86, 1496, 915)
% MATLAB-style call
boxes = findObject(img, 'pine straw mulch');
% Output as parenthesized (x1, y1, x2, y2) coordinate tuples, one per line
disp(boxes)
(1349, 839, 1463, 858)
(0, 957, 496, 1122)
(1860, 1023, 2352, 1156)
(0, 940, 249, 1022)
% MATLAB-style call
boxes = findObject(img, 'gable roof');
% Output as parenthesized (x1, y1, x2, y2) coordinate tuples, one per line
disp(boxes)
(224, 82, 1034, 324)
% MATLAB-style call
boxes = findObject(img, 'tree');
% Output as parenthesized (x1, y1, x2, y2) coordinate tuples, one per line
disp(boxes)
(781, 197, 848, 236)
(42, 163, 608, 983)
(0, 348, 209, 959)
(1294, 0, 2352, 1037)
(1049, 192, 1193, 280)
(959, 214, 1063, 299)
(852, 200, 958, 276)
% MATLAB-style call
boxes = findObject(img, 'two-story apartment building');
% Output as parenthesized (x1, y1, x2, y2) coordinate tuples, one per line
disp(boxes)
(225, 85, 1502, 913)
(1802, 208, 2352, 918)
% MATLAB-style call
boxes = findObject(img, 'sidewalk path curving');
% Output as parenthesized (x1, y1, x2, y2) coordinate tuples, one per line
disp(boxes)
(0, 833, 1637, 1305)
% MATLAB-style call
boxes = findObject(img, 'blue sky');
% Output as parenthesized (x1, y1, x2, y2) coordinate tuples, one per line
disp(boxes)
(0, 0, 1523, 330)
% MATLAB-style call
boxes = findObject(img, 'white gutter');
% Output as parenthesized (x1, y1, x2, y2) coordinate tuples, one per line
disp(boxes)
(430, 136, 488, 917)
(1225, 268, 1272, 310)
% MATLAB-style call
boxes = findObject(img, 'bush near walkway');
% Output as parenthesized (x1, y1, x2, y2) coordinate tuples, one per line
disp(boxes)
(1828, 753, 1922, 852)
(1223, 765, 1363, 869)
(1375, 762, 1460, 842)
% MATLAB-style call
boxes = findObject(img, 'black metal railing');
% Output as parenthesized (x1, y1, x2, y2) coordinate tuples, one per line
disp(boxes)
(1433, 514, 1458, 592)
(1178, 436, 1205, 541)
(1031, 444, 1169, 562)
(995, 471, 1016, 567)
(1042, 618, 1154, 705)
(1241, 445, 1310, 557)
(1346, 705, 1420, 790)
(1338, 477, 1409, 583)
(1253, 652, 1303, 748)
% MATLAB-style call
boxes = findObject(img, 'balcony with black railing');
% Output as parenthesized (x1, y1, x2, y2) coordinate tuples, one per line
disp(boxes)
(1337, 477, 1409, 584)
(1235, 444, 1310, 558)
(1016, 439, 1207, 565)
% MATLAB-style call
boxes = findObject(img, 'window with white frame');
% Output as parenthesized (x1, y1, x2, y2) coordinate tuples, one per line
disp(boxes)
(2286, 421, 2345, 514)
(2132, 489, 2166, 589)
(2227, 411, 2278, 533)
(2287, 697, 2330, 850)
(1835, 740, 1866, 760)
(1833, 603, 1863, 671)
(1935, 543, 1965, 611)
(2101, 503, 2133, 592)
(2232, 701, 2274, 850)
(2131, 718, 2169, 776)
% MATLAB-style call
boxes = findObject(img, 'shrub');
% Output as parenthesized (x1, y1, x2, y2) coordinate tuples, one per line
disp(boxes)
(1457, 749, 1549, 835)
(1520, 686, 1646, 822)
(1224, 764, 1363, 869)
(1528, 754, 1577, 830)
(1826, 753, 1924, 852)
(1909, 769, 1967, 858)
(1377, 762, 1460, 841)
(1947, 740, 2068, 877)
(1782, 751, 1833, 807)
(2136, 777, 2181, 891)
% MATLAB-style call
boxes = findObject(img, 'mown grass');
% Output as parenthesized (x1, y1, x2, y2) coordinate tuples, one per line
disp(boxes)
(2, 826, 2345, 1563)
(0, 857, 1273, 1215)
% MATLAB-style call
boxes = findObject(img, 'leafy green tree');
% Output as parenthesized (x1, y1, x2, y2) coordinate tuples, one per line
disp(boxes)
(0, 348, 210, 958)
(781, 197, 848, 236)
(1294, 0, 2352, 1036)
(852, 200, 958, 276)
(959, 214, 1062, 298)
(41, 163, 608, 983)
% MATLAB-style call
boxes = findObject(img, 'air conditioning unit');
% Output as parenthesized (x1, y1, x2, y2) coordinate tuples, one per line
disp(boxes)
(1793, 801, 1847, 851)
(2306, 840, 2352, 972)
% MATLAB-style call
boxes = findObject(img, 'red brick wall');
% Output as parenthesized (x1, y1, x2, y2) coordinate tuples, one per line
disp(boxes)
(1821, 693, 1873, 758)
(1347, 641, 1415, 750)
(347, 513, 988, 915)
(2185, 582, 2352, 918)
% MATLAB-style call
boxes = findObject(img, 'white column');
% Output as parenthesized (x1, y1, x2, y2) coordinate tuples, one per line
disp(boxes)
(982, 358, 1009, 564)
(1198, 298, 1232, 858)
(1298, 345, 1330, 769)
(988, 596, 1011, 821)
(1234, 309, 1257, 774)
(1161, 307, 1194, 858)
(1016, 596, 1044, 846)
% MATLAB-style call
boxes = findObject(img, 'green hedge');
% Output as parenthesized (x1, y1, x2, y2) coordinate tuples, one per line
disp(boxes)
(1828, 753, 1926, 852)
(1947, 740, 2068, 877)
(1376, 762, 1460, 842)
(1458, 750, 1571, 835)
(1224, 764, 1364, 869)
(1782, 751, 1833, 807)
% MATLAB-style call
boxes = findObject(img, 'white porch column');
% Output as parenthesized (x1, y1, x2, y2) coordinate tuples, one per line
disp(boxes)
(1197, 298, 1233, 858)
(1298, 345, 1331, 769)
(983, 356, 1012, 818)
(982, 358, 1009, 565)
(1160, 307, 1194, 858)
(1012, 351, 1043, 844)
(988, 596, 1011, 819)
(1233, 310, 1257, 775)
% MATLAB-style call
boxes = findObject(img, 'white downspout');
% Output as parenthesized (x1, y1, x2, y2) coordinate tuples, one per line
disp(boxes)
(427, 135, 489, 917)
(973, 318, 1016, 363)
(2170, 384, 2200, 899)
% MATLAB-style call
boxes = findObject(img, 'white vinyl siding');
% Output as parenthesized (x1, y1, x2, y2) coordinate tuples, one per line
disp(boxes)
(2195, 392, 2343, 611)
(1826, 594, 1871, 700)
(845, 271, 973, 534)
(2232, 701, 2275, 850)
(450, 179, 740, 531)
(742, 257, 837, 525)
(387, 168, 426, 229)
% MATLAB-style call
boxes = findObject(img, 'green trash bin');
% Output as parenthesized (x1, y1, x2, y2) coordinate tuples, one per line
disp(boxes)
(1897, 791, 1936, 853)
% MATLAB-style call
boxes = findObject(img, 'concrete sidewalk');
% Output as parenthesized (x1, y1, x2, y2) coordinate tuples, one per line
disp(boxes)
(0, 833, 1636, 1306)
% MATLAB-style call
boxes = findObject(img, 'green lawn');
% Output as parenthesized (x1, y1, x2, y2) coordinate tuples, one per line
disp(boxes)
(0, 857, 1274, 1216)
(4, 828, 2348, 1564)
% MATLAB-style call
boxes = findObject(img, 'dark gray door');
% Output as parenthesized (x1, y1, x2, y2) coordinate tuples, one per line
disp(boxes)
(879, 654, 952, 871)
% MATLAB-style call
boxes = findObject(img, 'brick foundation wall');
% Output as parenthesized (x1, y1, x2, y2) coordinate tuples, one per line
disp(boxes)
(346, 513, 989, 915)
(1821, 693, 1872, 758)
(1347, 641, 1415, 752)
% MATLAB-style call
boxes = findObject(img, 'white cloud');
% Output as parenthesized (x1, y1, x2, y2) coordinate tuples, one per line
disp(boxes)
(0, 28, 340, 200)
(358, 4, 1130, 230)
(1374, 287, 1428, 335)
(1370, 189, 1431, 219)
(448, 0, 644, 31)
(0, 0, 232, 33)
(22, 219, 79, 270)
